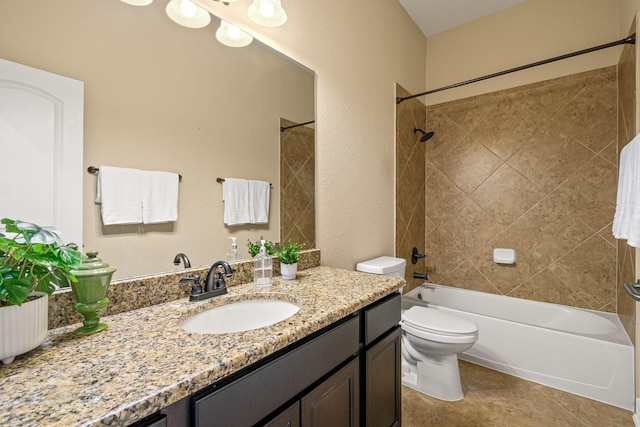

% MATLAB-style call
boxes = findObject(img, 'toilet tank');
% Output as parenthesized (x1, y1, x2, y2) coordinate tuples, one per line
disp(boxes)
(356, 256, 406, 278)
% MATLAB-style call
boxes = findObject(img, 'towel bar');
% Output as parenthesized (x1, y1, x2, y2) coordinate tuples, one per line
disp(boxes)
(217, 177, 272, 187)
(87, 166, 181, 181)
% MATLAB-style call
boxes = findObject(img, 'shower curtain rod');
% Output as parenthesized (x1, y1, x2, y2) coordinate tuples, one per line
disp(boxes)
(396, 33, 636, 104)
(280, 120, 315, 132)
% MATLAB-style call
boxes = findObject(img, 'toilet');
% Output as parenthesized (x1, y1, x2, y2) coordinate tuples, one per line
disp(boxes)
(356, 256, 478, 401)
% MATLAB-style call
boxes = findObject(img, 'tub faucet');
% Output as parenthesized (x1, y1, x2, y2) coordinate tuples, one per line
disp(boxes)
(413, 272, 429, 281)
(173, 253, 191, 269)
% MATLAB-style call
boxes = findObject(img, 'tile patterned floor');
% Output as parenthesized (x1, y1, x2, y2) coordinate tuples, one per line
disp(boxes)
(402, 361, 634, 426)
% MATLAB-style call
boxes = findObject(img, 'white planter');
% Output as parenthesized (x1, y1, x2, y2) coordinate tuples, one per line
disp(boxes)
(280, 262, 298, 280)
(0, 292, 48, 365)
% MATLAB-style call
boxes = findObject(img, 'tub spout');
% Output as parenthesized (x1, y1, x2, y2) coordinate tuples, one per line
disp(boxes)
(413, 272, 429, 281)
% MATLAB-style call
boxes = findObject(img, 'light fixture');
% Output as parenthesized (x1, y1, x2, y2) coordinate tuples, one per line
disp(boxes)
(216, 20, 253, 47)
(166, 0, 211, 28)
(247, 0, 287, 27)
(119, 0, 153, 5)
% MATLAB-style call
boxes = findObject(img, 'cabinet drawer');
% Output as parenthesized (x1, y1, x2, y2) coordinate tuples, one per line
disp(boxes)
(364, 293, 400, 345)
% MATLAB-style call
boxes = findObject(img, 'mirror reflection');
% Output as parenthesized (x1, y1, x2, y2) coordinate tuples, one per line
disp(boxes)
(0, 0, 315, 280)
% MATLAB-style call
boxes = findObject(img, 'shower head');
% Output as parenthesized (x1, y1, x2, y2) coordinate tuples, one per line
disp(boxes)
(414, 128, 435, 142)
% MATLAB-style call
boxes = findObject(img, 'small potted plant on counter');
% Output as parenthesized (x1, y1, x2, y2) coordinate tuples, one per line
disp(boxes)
(0, 218, 82, 364)
(247, 236, 275, 258)
(277, 240, 305, 280)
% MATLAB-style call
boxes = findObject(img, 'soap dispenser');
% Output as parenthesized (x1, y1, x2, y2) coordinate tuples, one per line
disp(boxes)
(227, 237, 239, 262)
(253, 239, 272, 287)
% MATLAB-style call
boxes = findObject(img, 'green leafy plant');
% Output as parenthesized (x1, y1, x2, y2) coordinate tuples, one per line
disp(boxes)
(277, 241, 305, 265)
(247, 237, 275, 257)
(0, 218, 82, 306)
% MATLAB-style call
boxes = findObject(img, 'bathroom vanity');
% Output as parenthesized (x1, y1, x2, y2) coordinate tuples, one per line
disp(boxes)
(0, 266, 404, 427)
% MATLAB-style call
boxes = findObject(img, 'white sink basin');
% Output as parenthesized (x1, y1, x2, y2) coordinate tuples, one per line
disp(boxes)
(181, 299, 300, 334)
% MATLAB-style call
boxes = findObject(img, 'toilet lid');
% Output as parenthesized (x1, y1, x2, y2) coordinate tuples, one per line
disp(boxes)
(402, 306, 478, 335)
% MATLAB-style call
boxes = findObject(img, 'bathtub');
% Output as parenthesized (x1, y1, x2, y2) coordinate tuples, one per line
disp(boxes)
(402, 284, 635, 410)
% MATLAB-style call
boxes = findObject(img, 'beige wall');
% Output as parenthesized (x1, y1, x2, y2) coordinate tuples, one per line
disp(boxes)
(196, 0, 427, 270)
(425, 0, 622, 105)
(620, 0, 640, 35)
(0, 0, 314, 279)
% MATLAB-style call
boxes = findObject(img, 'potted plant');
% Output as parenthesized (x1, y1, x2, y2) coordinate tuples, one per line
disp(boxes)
(277, 241, 305, 280)
(247, 236, 275, 258)
(0, 218, 82, 364)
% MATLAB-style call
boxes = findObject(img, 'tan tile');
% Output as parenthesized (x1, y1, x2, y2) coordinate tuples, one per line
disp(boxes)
(548, 235, 616, 310)
(551, 77, 617, 153)
(470, 163, 542, 226)
(426, 109, 468, 167)
(507, 132, 595, 193)
(546, 156, 617, 232)
(508, 268, 589, 308)
(439, 196, 504, 257)
(502, 196, 594, 266)
(465, 387, 587, 427)
(438, 134, 503, 194)
(469, 232, 542, 295)
(436, 92, 505, 133)
(518, 76, 590, 123)
(459, 361, 535, 392)
(599, 140, 618, 166)
(398, 140, 426, 187)
(426, 165, 467, 229)
(472, 97, 540, 160)
(535, 383, 634, 427)
(426, 228, 467, 277)
(439, 261, 500, 294)
(597, 224, 616, 248)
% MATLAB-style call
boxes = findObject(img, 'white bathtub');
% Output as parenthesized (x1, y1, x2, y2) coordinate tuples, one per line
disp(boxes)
(402, 284, 635, 410)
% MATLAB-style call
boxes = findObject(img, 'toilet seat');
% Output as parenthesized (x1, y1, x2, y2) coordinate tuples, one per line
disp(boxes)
(401, 306, 478, 344)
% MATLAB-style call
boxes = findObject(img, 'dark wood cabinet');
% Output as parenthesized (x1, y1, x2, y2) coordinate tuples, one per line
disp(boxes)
(263, 402, 300, 427)
(301, 358, 360, 427)
(136, 292, 402, 427)
(364, 327, 401, 427)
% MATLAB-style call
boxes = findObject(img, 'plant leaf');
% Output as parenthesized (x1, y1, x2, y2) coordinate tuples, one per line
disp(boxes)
(2, 277, 32, 306)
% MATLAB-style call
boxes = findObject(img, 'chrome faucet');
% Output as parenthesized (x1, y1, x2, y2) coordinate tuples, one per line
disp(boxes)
(173, 252, 191, 269)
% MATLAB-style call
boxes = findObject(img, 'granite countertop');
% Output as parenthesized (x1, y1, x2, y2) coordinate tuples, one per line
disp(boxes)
(0, 266, 404, 427)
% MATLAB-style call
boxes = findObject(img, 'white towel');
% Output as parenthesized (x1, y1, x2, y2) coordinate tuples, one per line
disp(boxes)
(249, 180, 270, 224)
(222, 178, 271, 226)
(613, 133, 640, 247)
(142, 171, 179, 224)
(95, 166, 143, 225)
(223, 178, 251, 226)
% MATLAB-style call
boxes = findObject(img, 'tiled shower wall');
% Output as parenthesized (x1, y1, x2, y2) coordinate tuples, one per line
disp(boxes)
(425, 67, 618, 312)
(617, 19, 637, 344)
(280, 118, 316, 249)
(396, 85, 426, 292)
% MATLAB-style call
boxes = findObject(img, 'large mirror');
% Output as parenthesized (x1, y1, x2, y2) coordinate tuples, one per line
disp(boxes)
(0, 0, 315, 279)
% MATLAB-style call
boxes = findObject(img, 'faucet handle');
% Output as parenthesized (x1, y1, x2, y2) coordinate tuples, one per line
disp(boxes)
(180, 275, 200, 284)
(180, 275, 203, 296)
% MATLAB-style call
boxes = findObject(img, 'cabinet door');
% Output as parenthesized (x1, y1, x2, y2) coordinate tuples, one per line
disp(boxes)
(263, 401, 300, 427)
(301, 358, 359, 427)
(365, 327, 401, 427)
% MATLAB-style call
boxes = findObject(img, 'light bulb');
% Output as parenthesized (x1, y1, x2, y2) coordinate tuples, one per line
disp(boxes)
(226, 24, 242, 40)
(259, 1, 275, 18)
(180, 0, 196, 17)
